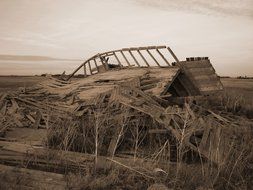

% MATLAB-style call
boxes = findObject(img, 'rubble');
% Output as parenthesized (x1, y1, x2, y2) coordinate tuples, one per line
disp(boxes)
(0, 45, 252, 189)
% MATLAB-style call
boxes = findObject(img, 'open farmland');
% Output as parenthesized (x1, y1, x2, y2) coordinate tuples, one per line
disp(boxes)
(221, 78, 253, 118)
(0, 76, 45, 93)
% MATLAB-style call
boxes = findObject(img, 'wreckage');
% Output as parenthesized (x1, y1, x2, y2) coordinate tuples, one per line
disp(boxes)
(1, 45, 249, 188)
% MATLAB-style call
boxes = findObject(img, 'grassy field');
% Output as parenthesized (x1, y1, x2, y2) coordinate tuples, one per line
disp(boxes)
(0, 76, 45, 92)
(0, 76, 253, 189)
(220, 78, 253, 118)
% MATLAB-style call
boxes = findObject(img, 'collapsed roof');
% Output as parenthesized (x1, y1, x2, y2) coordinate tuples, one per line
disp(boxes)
(59, 45, 223, 99)
(1, 45, 235, 181)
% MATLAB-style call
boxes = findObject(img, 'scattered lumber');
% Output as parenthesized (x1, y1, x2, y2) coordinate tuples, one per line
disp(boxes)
(0, 46, 251, 189)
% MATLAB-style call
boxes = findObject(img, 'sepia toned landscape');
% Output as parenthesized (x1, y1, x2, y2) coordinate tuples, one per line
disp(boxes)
(1, 1, 253, 190)
(0, 46, 253, 190)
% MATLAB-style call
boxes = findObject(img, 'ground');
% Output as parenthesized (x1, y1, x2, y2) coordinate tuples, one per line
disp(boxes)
(0, 76, 45, 92)
(1, 76, 252, 103)
(0, 76, 253, 190)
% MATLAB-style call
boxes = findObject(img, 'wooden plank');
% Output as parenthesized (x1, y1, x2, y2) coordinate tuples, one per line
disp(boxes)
(167, 47, 179, 62)
(137, 50, 150, 67)
(140, 83, 157, 91)
(113, 52, 123, 67)
(120, 51, 131, 66)
(129, 47, 139, 50)
(140, 78, 160, 86)
(138, 46, 166, 50)
(198, 85, 223, 92)
(193, 74, 219, 81)
(93, 58, 98, 71)
(83, 63, 87, 77)
(66, 54, 97, 80)
(147, 46, 156, 49)
(0, 141, 164, 174)
(156, 49, 170, 66)
(128, 50, 140, 67)
(185, 67, 215, 75)
(138, 47, 149, 50)
(161, 69, 181, 95)
(146, 49, 160, 66)
(88, 61, 92, 75)
(194, 79, 220, 88)
(176, 74, 200, 96)
(26, 114, 35, 123)
(155, 45, 167, 49)
(99, 56, 109, 70)
(181, 60, 212, 69)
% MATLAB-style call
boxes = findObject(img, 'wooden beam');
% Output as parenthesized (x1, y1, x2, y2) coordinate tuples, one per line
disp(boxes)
(120, 51, 131, 66)
(167, 47, 179, 63)
(129, 47, 139, 51)
(83, 63, 87, 77)
(93, 58, 98, 71)
(156, 49, 170, 66)
(88, 61, 92, 75)
(128, 50, 140, 67)
(138, 47, 148, 50)
(67, 61, 86, 80)
(155, 45, 167, 49)
(147, 46, 156, 49)
(146, 49, 160, 67)
(113, 52, 123, 67)
(99, 56, 109, 70)
(137, 50, 149, 67)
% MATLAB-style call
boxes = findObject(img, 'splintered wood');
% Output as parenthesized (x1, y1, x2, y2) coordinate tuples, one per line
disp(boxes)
(0, 62, 252, 188)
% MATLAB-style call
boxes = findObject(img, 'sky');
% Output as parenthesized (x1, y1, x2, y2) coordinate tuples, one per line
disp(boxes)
(0, 0, 253, 76)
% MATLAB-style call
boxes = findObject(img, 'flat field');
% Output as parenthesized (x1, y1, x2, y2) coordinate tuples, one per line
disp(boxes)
(0, 76, 45, 92)
(1, 76, 252, 97)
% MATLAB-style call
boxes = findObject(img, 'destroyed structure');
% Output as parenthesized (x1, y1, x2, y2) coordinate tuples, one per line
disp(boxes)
(0, 45, 250, 188)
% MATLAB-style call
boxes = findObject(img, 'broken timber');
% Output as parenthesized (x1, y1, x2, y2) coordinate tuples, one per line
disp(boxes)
(1, 45, 238, 187)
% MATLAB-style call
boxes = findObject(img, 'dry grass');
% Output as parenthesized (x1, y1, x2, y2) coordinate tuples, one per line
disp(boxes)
(220, 78, 253, 118)
(0, 76, 45, 92)
(42, 102, 253, 190)
(1, 77, 253, 189)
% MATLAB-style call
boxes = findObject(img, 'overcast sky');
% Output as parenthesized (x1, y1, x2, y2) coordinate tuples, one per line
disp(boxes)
(0, 0, 253, 76)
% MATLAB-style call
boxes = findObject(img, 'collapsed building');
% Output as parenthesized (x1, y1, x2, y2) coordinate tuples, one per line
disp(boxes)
(0, 45, 250, 188)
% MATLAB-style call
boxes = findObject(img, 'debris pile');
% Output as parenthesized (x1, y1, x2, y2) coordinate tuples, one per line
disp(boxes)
(0, 74, 251, 166)
(0, 45, 252, 189)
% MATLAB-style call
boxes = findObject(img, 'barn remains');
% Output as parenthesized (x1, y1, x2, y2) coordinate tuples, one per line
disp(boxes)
(0, 45, 250, 189)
